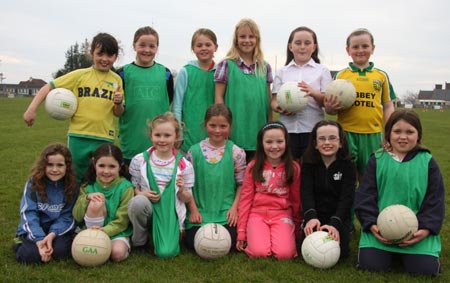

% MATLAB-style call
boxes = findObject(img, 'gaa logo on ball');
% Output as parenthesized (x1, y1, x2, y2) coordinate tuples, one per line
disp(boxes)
(71, 228, 111, 267)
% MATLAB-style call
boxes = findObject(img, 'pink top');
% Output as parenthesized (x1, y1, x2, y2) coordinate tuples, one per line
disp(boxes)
(237, 160, 302, 241)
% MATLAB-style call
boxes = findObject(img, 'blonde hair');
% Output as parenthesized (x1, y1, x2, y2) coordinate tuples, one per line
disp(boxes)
(225, 18, 266, 77)
(149, 112, 183, 149)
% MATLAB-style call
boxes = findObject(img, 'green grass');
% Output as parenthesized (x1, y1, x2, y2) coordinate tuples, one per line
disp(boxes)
(1, 98, 449, 282)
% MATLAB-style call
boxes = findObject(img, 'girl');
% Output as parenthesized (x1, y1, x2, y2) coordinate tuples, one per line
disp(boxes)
(173, 28, 218, 153)
(237, 122, 301, 259)
(23, 33, 124, 181)
(184, 104, 246, 251)
(73, 144, 133, 262)
(355, 109, 444, 275)
(128, 112, 195, 258)
(13, 143, 78, 264)
(301, 120, 356, 259)
(117, 26, 174, 164)
(215, 18, 273, 163)
(271, 26, 332, 161)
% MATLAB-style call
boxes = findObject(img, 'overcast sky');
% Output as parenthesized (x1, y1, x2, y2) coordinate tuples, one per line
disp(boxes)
(1, 0, 449, 98)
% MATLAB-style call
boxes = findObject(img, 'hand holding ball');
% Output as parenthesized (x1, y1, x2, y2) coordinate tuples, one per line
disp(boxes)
(45, 88, 77, 120)
(324, 79, 356, 110)
(276, 82, 308, 113)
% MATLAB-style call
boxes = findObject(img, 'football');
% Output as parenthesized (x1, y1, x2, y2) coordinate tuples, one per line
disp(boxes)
(194, 223, 231, 260)
(301, 231, 340, 269)
(45, 88, 78, 120)
(276, 81, 308, 112)
(72, 228, 111, 267)
(324, 79, 356, 110)
(377, 204, 418, 243)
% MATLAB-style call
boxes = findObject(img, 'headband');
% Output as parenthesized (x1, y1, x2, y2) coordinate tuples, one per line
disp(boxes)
(262, 122, 286, 131)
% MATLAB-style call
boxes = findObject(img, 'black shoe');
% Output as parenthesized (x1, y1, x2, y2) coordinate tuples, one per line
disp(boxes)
(132, 241, 150, 253)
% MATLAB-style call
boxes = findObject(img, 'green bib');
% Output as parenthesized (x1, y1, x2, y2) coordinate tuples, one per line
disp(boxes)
(359, 151, 441, 256)
(85, 178, 133, 239)
(119, 63, 170, 159)
(144, 151, 181, 258)
(181, 65, 215, 152)
(225, 60, 269, 150)
(185, 140, 236, 229)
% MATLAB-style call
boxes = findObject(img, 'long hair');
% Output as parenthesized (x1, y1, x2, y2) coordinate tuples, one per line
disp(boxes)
(224, 18, 266, 77)
(285, 26, 320, 65)
(252, 121, 295, 184)
(83, 144, 129, 185)
(302, 120, 352, 165)
(30, 143, 77, 203)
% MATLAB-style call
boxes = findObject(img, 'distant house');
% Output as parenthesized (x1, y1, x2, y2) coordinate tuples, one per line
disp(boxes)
(417, 82, 450, 109)
(1, 77, 46, 98)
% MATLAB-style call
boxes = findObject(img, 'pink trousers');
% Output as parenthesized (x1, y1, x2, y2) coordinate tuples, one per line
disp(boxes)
(245, 209, 297, 259)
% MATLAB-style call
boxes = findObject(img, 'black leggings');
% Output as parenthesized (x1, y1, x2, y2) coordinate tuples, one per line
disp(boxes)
(357, 247, 441, 276)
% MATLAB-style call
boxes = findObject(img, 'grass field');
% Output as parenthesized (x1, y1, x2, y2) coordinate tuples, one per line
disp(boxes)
(0, 98, 448, 283)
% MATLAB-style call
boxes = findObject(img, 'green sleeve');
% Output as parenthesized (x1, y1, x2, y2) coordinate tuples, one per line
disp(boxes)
(72, 185, 89, 223)
(103, 186, 134, 237)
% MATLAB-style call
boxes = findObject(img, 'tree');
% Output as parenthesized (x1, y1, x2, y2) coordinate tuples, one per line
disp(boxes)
(402, 90, 418, 105)
(53, 39, 92, 78)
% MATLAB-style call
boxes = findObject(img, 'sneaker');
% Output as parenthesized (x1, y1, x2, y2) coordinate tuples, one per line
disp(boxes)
(12, 237, 22, 252)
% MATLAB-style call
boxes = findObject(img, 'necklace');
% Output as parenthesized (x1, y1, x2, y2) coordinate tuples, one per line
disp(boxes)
(150, 152, 175, 166)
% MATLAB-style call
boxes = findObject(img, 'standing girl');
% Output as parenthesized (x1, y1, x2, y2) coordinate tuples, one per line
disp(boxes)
(184, 104, 246, 251)
(173, 28, 218, 153)
(237, 122, 301, 259)
(117, 26, 174, 164)
(73, 144, 133, 262)
(301, 120, 356, 259)
(271, 26, 332, 161)
(23, 33, 124, 181)
(128, 112, 195, 258)
(355, 109, 444, 275)
(215, 18, 273, 162)
(14, 143, 78, 264)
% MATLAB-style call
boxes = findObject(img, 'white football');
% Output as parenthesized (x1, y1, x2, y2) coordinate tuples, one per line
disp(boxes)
(301, 231, 340, 269)
(72, 228, 111, 267)
(45, 88, 78, 120)
(194, 223, 231, 260)
(276, 81, 308, 113)
(325, 79, 356, 110)
(377, 204, 418, 243)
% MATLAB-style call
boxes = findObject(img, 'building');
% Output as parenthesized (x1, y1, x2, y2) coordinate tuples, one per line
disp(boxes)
(1, 77, 46, 98)
(417, 82, 450, 109)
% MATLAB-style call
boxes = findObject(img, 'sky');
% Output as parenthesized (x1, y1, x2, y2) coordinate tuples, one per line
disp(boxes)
(1, 0, 450, 99)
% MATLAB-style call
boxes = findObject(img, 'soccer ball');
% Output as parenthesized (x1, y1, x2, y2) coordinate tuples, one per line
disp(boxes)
(276, 81, 308, 112)
(45, 88, 78, 120)
(72, 228, 111, 267)
(194, 223, 231, 259)
(324, 79, 356, 110)
(301, 231, 340, 269)
(377, 204, 418, 243)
